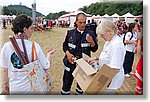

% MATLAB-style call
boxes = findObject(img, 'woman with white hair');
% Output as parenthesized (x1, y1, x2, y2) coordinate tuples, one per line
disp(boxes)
(88, 19, 125, 94)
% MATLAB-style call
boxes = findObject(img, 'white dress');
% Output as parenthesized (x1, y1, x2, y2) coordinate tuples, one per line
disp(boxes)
(0, 39, 50, 94)
(98, 35, 125, 89)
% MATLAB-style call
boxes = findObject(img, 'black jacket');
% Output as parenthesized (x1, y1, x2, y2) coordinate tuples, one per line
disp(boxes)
(63, 28, 98, 68)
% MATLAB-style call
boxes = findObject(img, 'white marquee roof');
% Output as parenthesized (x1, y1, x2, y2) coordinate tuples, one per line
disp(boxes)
(59, 11, 92, 18)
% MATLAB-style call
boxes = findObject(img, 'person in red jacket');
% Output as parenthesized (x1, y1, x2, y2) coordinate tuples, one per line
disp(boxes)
(134, 20, 143, 95)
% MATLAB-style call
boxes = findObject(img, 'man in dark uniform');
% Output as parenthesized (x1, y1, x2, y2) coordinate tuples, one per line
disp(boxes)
(61, 13, 98, 95)
(90, 19, 97, 40)
(86, 20, 91, 30)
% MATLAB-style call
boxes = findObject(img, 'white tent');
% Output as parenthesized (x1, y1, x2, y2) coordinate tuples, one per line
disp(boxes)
(111, 13, 120, 22)
(122, 12, 135, 18)
(0, 15, 16, 24)
(59, 11, 92, 28)
(92, 15, 102, 19)
(121, 12, 135, 24)
(92, 15, 103, 25)
(111, 13, 120, 17)
(103, 14, 110, 18)
(134, 15, 143, 19)
(102, 14, 113, 21)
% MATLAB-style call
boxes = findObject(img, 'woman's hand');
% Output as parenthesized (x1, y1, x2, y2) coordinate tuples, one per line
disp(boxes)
(87, 58, 94, 65)
(3, 83, 9, 94)
(46, 48, 56, 61)
(2, 68, 9, 95)
(87, 56, 98, 65)
(47, 48, 56, 55)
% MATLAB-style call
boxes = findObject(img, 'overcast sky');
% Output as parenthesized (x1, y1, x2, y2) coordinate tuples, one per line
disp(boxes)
(0, 0, 99, 15)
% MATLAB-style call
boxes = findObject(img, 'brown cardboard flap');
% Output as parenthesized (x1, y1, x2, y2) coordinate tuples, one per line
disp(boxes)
(85, 64, 119, 94)
(98, 64, 119, 77)
(72, 65, 80, 77)
(76, 58, 97, 76)
(72, 65, 95, 91)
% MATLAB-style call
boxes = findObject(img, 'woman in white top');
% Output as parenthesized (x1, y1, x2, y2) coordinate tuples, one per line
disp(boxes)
(88, 19, 125, 94)
(123, 23, 138, 77)
(0, 14, 55, 94)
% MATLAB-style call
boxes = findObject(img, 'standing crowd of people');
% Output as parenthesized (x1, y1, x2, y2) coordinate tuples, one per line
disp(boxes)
(0, 13, 143, 95)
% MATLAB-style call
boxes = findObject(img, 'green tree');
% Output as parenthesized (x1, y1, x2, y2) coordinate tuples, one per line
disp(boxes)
(2, 5, 43, 17)
(2, 6, 10, 15)
(46, 11, 68, 19)
(79, 1, 143, 16)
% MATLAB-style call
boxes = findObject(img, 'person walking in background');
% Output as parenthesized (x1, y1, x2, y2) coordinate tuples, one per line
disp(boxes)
(90, 19, 97, 41)
(85, 20, 91, 30)
(134, 19, 140, 53)
(0, 14, 55, 94)
(2, 19, 7, 29)
(88, 19, 125, 94)
(134, 19, 140, 32)
(61, 13, 98, 95)
(123, 23, 138, 77)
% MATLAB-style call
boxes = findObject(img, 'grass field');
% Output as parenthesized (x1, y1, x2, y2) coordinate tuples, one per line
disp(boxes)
(0, 25, 140, 95)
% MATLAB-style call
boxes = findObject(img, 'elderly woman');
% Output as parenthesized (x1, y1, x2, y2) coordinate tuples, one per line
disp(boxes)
(89, 19, 125, 94)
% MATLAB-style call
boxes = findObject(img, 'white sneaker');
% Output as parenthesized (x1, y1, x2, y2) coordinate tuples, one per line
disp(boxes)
(130, 72, 134, 75)
(124, 74, 130, 77)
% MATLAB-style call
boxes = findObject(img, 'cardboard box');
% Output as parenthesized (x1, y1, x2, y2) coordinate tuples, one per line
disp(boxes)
(72, 54, 119, 95)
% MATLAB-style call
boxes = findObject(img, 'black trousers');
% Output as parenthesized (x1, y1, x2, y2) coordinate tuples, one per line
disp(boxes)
(61, 66, 83, 95)
(123, 51, 134, 74)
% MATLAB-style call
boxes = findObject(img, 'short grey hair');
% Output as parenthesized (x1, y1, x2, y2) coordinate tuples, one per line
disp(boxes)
(96, 19, 117, 35)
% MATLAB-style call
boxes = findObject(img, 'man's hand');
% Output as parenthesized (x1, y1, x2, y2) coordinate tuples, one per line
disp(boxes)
(66, 51, 75, 64)
(86, 34, 95, 47)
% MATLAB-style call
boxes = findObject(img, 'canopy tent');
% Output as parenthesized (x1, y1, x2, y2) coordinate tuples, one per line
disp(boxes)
(134, 15, 143, 18)
(111, 13, 120, 22)
(59, 11, 92, 28)
(102, 14, 110, 18)
(0, 15, 16, 24)
(102, 14, 113, 21)
(92, 15, 102, 19)
(121, 12, 135, 24)
(111, 13, 120, 18)
(0, 15, 16, 19)
(121, 12, 135, 18)
(91, 15, 103, 25)
(60, 11, 91, 18)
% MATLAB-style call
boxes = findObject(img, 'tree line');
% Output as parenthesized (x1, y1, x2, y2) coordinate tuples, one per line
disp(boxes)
(2, 5, 68, 20)
(2, 5, 44, 17)
(79, 1, 143, 16)
(2, 1, 143, 20)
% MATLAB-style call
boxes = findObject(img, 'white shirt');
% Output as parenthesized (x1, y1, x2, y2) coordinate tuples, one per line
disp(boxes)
(0, 39, 50, 94)
(125, 32, 137, 52)
(77, 28, 84, 34)
(98, 35, 125, 89)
